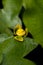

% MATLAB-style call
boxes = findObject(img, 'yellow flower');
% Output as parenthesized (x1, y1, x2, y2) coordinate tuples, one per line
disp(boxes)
(14, 24, 28, 42)
(16, 28, 25, 36)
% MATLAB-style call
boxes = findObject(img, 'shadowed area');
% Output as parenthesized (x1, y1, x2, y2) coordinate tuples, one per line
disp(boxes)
(24, 45, 43, 65)
(19, 6, 33, 39)
(0, 0, 3, 9)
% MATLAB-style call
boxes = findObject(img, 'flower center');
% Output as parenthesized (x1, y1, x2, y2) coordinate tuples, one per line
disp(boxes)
(16, 28, 25, 36)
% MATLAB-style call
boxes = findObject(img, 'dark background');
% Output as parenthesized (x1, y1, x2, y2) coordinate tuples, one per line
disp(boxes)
(0, 0, 43, 65)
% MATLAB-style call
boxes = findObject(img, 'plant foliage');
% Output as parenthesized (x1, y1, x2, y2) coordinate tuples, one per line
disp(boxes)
(0, 0, 43, 65)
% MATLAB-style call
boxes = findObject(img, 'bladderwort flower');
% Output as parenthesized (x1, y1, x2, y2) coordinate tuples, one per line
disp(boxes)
(14, 24, 28, 41)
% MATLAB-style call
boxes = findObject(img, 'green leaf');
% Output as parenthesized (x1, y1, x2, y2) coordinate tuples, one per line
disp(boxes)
(0, 34, 11, 64)
(0, 34, 13, 57)
(2, 57, 36, 65)
(23, 0, 43, 9)
(36, 0, 43, 9)
(0, 36, 37, 65)
(0, 51, 3, 64)
(0, 36, 37, 57)
(0, 23, 13, 36)
(0, 35, 13, 54)
(0, 31, 37, 65)
(1, 37, 37, 65)
(0, 35, 4, 64)
(23, 0, 36, 8)
(0, 9, 22, 29)
(0, 10, 13, 35)
(0, 34, 9, 43)
(2, 0, 22, 18)
(23, 0, 43, 47)
(8, 16, 22, 28)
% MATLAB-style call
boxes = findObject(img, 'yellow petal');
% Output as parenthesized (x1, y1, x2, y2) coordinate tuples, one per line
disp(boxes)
(14, 36, 23, 41)
(14, 24, 22, 30)
(16, 28, 25, 36)
(25, 28, 28, 36)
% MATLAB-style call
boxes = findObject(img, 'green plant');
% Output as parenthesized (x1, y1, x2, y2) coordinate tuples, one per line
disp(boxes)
(0, 0, 43, 65)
